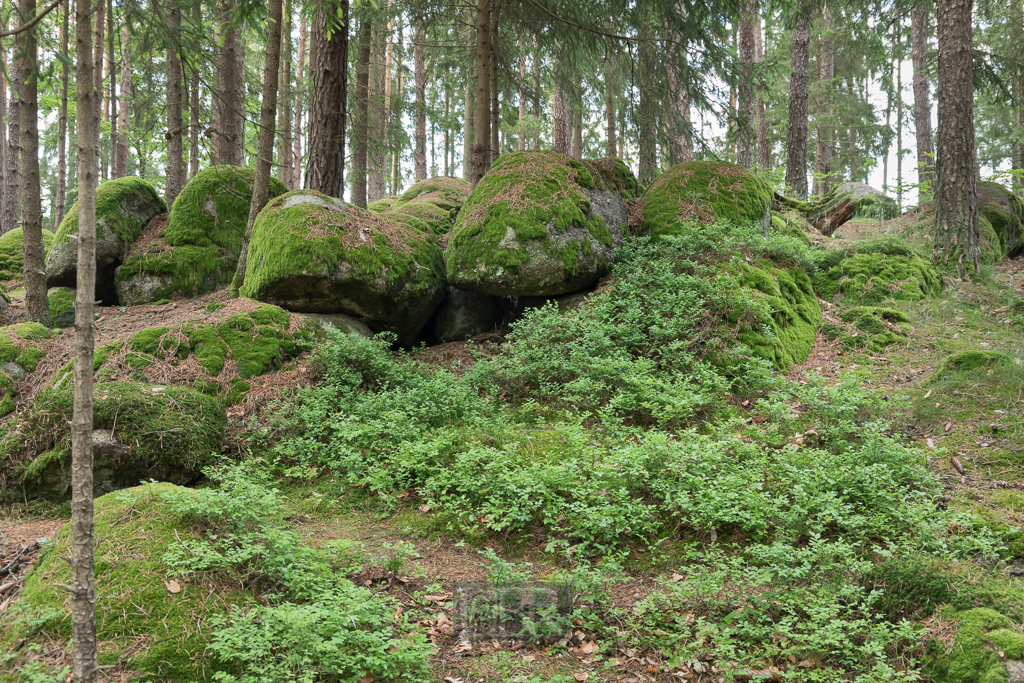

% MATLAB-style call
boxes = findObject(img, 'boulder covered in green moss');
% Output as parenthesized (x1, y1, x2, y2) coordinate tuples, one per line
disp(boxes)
(0, 227, 54, 280)
(239, 190, 445, 344)
(978, 181, 1024, 258)
(47, 286, 76, 328)
(725, 260, 823, 370)
(828, 181, 900, 221)
(642, 160, 773, 236)
(899, 200, 1004, 267)
(813, 240, 942, 304)
(46, 176, 166, 302)
(0, 383, 226, 499)
(838, 306, 911, 352)
(922, 608, 1024, 683)
(114, 166, 287, 305)
(446, 151, 630, 296)
(367, 197, 398, 214)
(0, 322, 50, 386)
(386, 176, 471, 235)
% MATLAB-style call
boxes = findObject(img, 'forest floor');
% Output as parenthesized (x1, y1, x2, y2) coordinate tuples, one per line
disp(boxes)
(2, 216, 1024, 681)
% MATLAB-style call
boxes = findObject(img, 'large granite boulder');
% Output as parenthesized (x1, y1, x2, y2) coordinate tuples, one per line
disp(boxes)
(978, 181, 1024, 258)
(386, 176, 471, 235)
(0, 227, 54, 280)
(239, 190, 446, 345)
(445, 151, 634, 296)
(114, 166, 287, 305)
(46, 176, 166, 303)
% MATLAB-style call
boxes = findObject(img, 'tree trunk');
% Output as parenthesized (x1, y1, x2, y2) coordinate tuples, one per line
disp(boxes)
(4, 9, 21, 236)
(665, 29, 692, 164)
(444, 85, 451, 173)
(350, 16, 371, 207)
(107, 0, 116, 179)
(570, 73, 582, 159)
(367, 21, 385, 202)
(755, 11, 768, 170)
(785, 3, 810, 198)
(56, 0, 70, 228)
(0, 10, 7, 232)
(71, 0, 99, 674)
(896, 18, 904, 206)
(637, 28, 657, 185)
(736, 0, 756, 167)
(489, 5, 499, 166)
(165, 0, 184, 205)
(212, 0, 243, 166)
(304, 0, 349, 198)
(911, 2, 935, 189)
(812, 5, 835, 198)
(117, 20, 130, 178)
(292, 14, 306, 189)
(532, 37, 540, 150)
(187, 1, 197, 178)
(934, 0, 979, 277)
(552, 79, 568, 154)
(276, 0, 292, 186)
(19, 0, 48, 325)
(234, 0, 282, 293)
(470, 0, 490, 185)
(414, 13, 426, 180)
(94, 0, 104, 178)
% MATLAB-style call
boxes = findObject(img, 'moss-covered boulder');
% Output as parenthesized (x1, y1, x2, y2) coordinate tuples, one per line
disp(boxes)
(0, 227, 54, 281)
(114, 166, 287, 305)
(978, 181, 1024, 258)
(46, 177, 167, 303)
(0, 383, 226, 500)
(934, 350, 1011, 377)
(642, 160, 773, 236)
(2, 483, 249, 679)
(726, 260, 823, 370)
(829, 181, 900, 221)
(0, 322, 50, 387)
(922, 608, 1024, 683)
(386, 176, 471, 235)
(47, 286, 76, 328)
(900, 200, 1004, 267)
(838, 306, 911, 352)
(239, 190, 445, 344)
(367, 197, 398, 214)
(813, 240, 942, 305)
(446, 151, 630, 296)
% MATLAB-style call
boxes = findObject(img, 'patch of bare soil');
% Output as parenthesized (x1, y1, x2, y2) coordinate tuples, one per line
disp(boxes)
(0, 518, 65, 615)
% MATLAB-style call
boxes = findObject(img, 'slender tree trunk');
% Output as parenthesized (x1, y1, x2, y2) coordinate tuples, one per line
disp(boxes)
(116, 21, 130, 178)
(934, 0, 979, 277)
(896, 19, 904, 206)
(414, 13, 426, 180)
(812, 5, 835, 198)
(276, 0, 292, 185)
(305, 0, 349, 198)
(93, 0, 104, 177)
(570, 73, 582, 159)
(755, 11, 768, 170)
(785, 3, 810, 198)
(234, 0, 282, 293)
(532, 37, 540, 150)
(470, 0, 490, 185)
(165, 0, 184, 204)
(186, 2, 197, 177)
(665, 29, 692, 164)
(292, 14, 306, 189)
(107, 0, 116, 178)
(489, 5, 499, 166)
(444, 85, 451, 173)
(19, 0, 48, 325)
(0, 10, 7, 231)
(552, 79, 568, 153)
(911, 3, 935, 189)
(637, 28, 657, 185)
(4, 9, 21, 235)
(56, 0, 70, 228)
(463, 78, 474, 179)
(391, 22, 402, 192)
(70, 0, 99, 674)
(367, 21, 385, 202)
(212, 0, 243, 166)
(605, 47, 616, 157)
(736, 0, 756, 167)
(351, 16, 371, 207)
(517, 49, 526, 152)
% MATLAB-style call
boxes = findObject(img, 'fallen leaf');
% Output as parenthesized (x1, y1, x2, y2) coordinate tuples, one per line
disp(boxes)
(453, 640, 472, 654)
(926, 438, 936, 449)
(358, 674, 374, 683)
(944, 422, 952, 432)
(580, 640, 597, 654)
(924, 389, 932, 399)
(443, 678, 464, 683)
(522, 655, 536, 662)
(164, 580, 181, 594)
(572, 673, 589, 682)
(418, 504, 431, 513)
(670, 573, 685, 582)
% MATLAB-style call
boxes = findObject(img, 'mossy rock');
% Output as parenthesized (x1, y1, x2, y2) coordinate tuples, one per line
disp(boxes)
(46, 177, 167, 303)
(431, 287, 503, 342)
(2, 483, 249, 679)
(839, 306, 910, 352)
(47, 286, 76, 328)
(826, 181, 900, 221)
(901, 201, 1003, 268)
(0, 383, 226, 500)
(240, 190, 445, 345)
(582, 156, 642, 200)
(114, 167, 288, 305)
(771, 213, 813, 245)
(0, 227, 54, 280)
(978, 181, 1024, 258)
(813, 241, 942, 305)
(923, 608, 1024, 683)
(446, 151, 627, 297)
(386, 176, 471, 235)
(0, 322, 50, 381)
(367, 197, 398, 214)
(642, 160, 773, 236)
(934, 350, 1011, 377)
(726, 260, 823, 371)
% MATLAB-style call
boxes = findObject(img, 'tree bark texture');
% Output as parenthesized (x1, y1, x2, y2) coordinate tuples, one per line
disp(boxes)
(489, 5, 499, 165)
(4, 9, 21, 235)
(736, 0, 756, 167)
(117, 20, 130, 178)
(165, 0, 184, 205)
(350, 16, 371, 207)
(570, 73, 582, 159)
(637, 29, 657, 185)
(305, 0, 348, 199)
(552, 80, 568, 154)
(56, 0, 69, 228)
(414, 13, 426, 180)
(276, 0, 292, 186)
(755, 12, 768, 170)
(212, 0, 243, 166)
(665, 30, 692, 164)
(367, 21, 386, 202)
(785, 4, 810, 199)
(19, 0, 49, 326)
(934, 0, 979, 277)
(93, 0, 103, 177)
(518, 49, 526, 152)
(234, 0, 282, 293)
(912, 2, 935, 188)
(292, 14, 306, 189)
(107, 0, 116, 179)
(812, 5, 835, 198)
(0, 11, 7, 233)
(470, 0, 491, 185)
(532, 37, 540, 150)
(604, 46, 616, 157)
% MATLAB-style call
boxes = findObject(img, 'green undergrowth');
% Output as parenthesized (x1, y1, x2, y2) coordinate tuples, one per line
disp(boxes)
(0, 228, 53, 280)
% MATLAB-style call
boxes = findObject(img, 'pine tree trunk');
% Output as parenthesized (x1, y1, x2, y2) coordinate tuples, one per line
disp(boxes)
(392, 21, 402, 192)
(234, 0, 282, 293)
(94, 0, 104, 178)
(107, 0, 116, 178)
(911, 3, 935, 188)
(532, 37, 540, 150)
(187, 2, 197, 178)
(755, 12, 768, 170)
(19, 0, 49, 326)
(0, 10, 7, 231)
(165, 0, 184, 205)
(785, 3, 810, 199)
(367, 22, 385, 202)
(470, 0, 490, 185)
(463, 80, 474, 179)
(212, 0, 243, 166)
(4, 9, 21, 236)
(305, 0, 349, 198)
(276, 0, 292, 186)
(736, 0, 756, 167)
(812, 6, 835, 198)
(665, 30, 692, 164)
(489, 5, 499, 166)
(351, 16, 371, 207)
(56, 0, 70, 228)
(292, 15, 306, 189)
(896, 29, 904, 206)
(414, 13, 426, 181)
(444, 85, 451, 174)
(70, 0, 99, 674)
(117, 21, 130, 178)
(605, 47, 616, 157)
(934, 0, 979, 277)
(637, 28, 657, 185)
(552, 80, 568, 154)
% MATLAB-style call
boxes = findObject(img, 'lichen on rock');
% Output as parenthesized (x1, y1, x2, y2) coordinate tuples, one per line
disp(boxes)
(240, 190, 445, 345)
(446, 151, 630, 297)
(642, 160, 774, 237)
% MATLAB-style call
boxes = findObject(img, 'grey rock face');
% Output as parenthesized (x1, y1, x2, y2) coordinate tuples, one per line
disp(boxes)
(433, 288, 503, 342)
